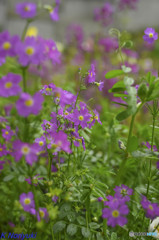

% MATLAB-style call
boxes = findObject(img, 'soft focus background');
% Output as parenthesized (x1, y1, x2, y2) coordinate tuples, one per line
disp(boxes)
(0, 0, 159, 41)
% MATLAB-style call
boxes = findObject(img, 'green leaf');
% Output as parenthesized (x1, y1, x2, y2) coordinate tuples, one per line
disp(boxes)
(111, 232, 118, 240)
(60, 203, 71, 212)
(89, 222, 100, 229)
(116, 109, 132, 121)
(3, 175, 14, 182)
(53, 221, 66, 234)
(77, 216, 86, 225)
(67, 224, 78, 236)
(127, 136, 138, 153)
(81, 227, 91, 238)
(67, 211, 76, 222)
(96, 232, 104, 240)
(105, 69, 124, 79)
(18, 175, 25, 182)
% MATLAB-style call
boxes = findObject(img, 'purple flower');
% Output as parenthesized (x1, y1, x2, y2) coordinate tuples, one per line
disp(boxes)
(16, 37, 44, 66)
(66, 24, 84, 48)
(98, 197, 103, 202)
(50, 7, 59, 21)
(119, 0, 139, 10)
(143, 141, 158, 151)
(99, 37, 118, 52)
(25, 174, 43, 186)
(52, 195, 59, 203)
(2, 126, 14, 141)
(0, 144, 8, 157)
(88, 64, 96, 83)
(0, 31, 19, 58)
(114, 185, 133, 201)
(102, 197, 129, 227)
(12, 140, 39, 165)
(37, 208, 49, 222)
(0, 161, 5, 171)
(35, 136, 46, 151)
(141, 195, 159, 220)
(143, 28, 158, 44)
(19, 192, 35, 212)
(89, 109, 102, 128)
(43, 39, 61, 64)
(98, 81, 104, 91)
(40, 83, 56, 96)
(48, 131, 71, 154)
(16, 2, 37, 19)
(72, 108, 91, 129)
(16, 92, 43, 117)
(94, 3, 114, 26)
(0, 73, 22, 97)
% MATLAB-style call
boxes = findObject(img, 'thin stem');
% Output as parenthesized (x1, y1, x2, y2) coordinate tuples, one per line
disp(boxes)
(21, 20, 32, 41)
(22, 67, 27, 92)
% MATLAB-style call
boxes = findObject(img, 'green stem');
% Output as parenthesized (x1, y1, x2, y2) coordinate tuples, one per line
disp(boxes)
(22, 67, 27, 92)
(21, 20, 31, 41)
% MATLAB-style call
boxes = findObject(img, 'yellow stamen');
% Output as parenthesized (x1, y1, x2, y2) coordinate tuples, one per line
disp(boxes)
(112, 210, 119, 218)
(5, 82, 12, 89)
(0, 148, 3, 151)
(24, 198, 31, 205)
(149, 33, 153, 38)
(3, 42, 11, 50)
(78, 115, 84, 121)
(22, 146, 30, 155)
(148, 204, 153, 210)
(5, 131, 9, 135)
(25, 47, 34, 56)
(39, 141, 44, 146)
(25, 99, 33, 107)
(24, 6, 30, 11)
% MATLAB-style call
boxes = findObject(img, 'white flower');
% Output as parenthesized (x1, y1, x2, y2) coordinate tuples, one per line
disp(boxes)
(148, 217, 159, 239)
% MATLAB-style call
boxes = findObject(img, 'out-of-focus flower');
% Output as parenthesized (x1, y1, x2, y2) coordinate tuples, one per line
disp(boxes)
(16, 92, 43, 117)
(2, 126, 14, 141)
(0, 144, 8, 157)
(66, 24, 84, 48)
(0, 73, 22, 97)
(119, 0, 139, 10)
(50, 7, 59, 21)
(114, 185, 133, 201)
(0, 31, 19, 58)
(149, 217, 159, 239)
(12, 140, 39, 165)
(52, 195, 58, 203)
(99, 37, 118, 52)
(88, 64, 96, 83)
(25, 174, 43, 186)
(37, 208, 49, 222)
(143, 28, 158, 44)
(19, 192, 35, 212)
(15, 2, 37, 19)
(16, 37, 44, 66)
(94, 2, 114, 26)
(141, 195, 159, 220)
(26, 26, 38, 37)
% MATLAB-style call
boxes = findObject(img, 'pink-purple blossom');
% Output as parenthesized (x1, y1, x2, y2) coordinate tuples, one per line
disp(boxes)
(2, 126, 14, 141)
(0, 31, 19, 58)
(16, 92, 44, 117)
(0, 73, 22, 97)
(141, 195, 159, 220)
(16, 2, 37, 19)
(94, 2, 114, 26)
(143, 28, 158, 44)
(19, 192, 35, 212)
(88, 64, 96, 83)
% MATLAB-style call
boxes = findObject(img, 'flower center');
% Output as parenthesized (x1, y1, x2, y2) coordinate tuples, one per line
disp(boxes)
(78, 115, 84, 121)
(39, 210, 45, 218)
(24, 6, 30, 11)
(3, 42, 11, 50)
(22, 146, 30, 155)
(25, 47, 35, 56)
(39, 141, 44, 146)
(24, 198, 31, 205)
(45, 87, 52, 91)
(112, 210, 119, 218)
(5, 82, 12, 89)
(25, 99, 34, 107)
(120, 189, 127, 196)
(94, 116, 98, 120)
(149, 33, 153, 38)
(55, 92, 61, 98)
(5, 131, 9, 135)
(0, 148, 3, 151)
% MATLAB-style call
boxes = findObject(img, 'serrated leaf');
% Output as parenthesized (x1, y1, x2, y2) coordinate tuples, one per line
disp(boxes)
(53, 221, 66, 233)
(77, 216, 86, 225)
(105, 69, 124, 79)
(18, 175, 25, 182)
(89, 222, 100, 229)
(67, 224, 78, 236)
(67, 211, 76, 222)
(111, 232, 118, 240)
(81, 227, 91, 238)
(3, 175, 14, 182)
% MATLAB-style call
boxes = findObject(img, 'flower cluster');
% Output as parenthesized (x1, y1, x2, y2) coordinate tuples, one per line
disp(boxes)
(102, 185, 133, 227)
